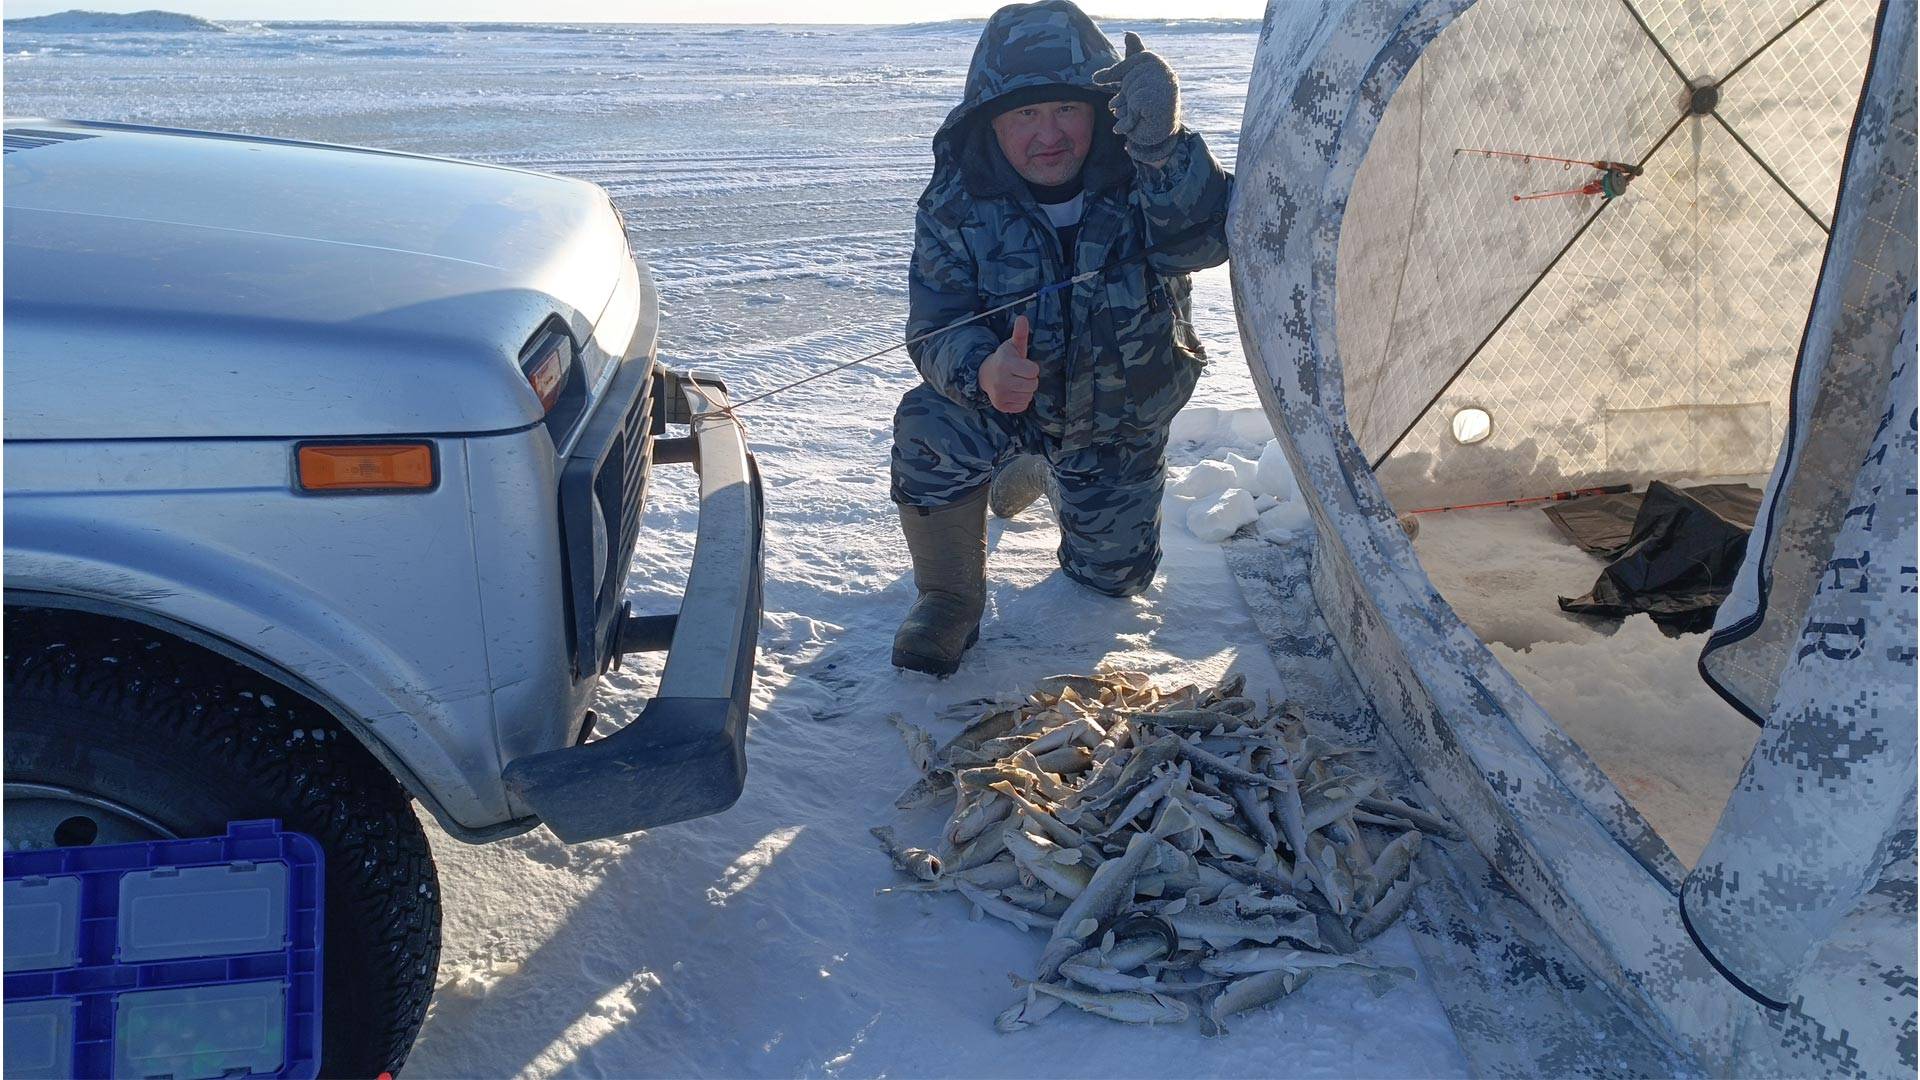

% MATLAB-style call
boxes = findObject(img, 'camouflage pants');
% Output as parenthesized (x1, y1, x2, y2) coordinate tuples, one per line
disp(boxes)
(890, 384, 1168, 597)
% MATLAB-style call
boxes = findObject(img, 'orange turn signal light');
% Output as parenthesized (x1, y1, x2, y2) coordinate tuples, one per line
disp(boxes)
(527, 345, 568, 411)
(296, 443, 436, 493)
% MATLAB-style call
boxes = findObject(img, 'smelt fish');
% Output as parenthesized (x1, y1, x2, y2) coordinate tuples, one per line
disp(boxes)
(956, 880, 1057, 932)
(1009, 976, 1192, 1025)
(1356, 797, 1467, 842)
(1199, 968, 1313, 1037)
(888, 713, 939, 774)
(1003, 829, 1095, 899)
(1353, 878, 1417, 943)
(869, 825, 942, 881)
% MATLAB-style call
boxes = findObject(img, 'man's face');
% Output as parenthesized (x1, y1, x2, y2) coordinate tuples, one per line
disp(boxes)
(991, 100, 1095, 187)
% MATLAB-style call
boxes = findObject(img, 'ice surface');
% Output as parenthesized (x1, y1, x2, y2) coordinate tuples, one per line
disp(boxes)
(8, 20, 1472, 1077)
(1409, 503, 1759, 866)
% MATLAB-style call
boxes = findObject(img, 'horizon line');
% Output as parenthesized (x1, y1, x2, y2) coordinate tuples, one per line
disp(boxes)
(4, 10, 1264, 26)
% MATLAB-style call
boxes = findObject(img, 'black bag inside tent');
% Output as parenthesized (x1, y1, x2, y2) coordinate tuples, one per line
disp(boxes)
(1543, 483, 1762, 559)
(1557, 482, 1754, 635)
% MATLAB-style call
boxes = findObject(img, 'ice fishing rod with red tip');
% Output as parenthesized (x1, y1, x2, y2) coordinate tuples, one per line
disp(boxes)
(1405, 483, 1633, 515)
(1453, 146, 1643, 202)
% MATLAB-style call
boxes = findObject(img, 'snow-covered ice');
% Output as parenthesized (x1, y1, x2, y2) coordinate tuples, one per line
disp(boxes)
(1408, 502, 1760, 867)
(9, 19, 1471, 1077)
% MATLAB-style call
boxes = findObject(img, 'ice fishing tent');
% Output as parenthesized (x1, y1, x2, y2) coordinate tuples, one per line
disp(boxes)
(1342, 0, 1882, 506)
(1230, 0, 1914, 1074)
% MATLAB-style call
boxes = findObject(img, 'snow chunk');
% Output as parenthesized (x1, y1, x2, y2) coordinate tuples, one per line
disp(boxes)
(1170, 405, 1272, 447)
(1222, 451, 1260, 491)
(1255, 439, 1298, 501)
(1169, 459, 1238, 500)
(1228, 408, 1275, 443)
(1169, 405, 1227, 444)
(1188, 488, 1260, 542)
(1256, 500, 1310, 541)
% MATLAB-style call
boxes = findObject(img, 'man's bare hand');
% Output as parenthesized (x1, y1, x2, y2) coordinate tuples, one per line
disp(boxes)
(979, 316, 1039, 414)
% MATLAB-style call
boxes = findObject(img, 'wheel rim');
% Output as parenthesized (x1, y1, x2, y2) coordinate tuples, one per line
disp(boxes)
(4, 781, 178, 851)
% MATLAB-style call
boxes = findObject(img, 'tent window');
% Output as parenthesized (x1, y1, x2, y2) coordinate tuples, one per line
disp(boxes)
(1450, 407, 1492, 445)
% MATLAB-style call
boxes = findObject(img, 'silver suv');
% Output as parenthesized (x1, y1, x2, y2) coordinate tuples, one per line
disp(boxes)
(2, 118, 764, 1075)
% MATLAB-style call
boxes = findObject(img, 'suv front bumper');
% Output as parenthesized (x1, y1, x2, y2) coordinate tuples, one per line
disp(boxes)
(503, 370, 764, 842)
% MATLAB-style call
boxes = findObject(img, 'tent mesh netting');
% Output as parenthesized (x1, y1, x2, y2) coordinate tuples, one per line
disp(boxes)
(1336, 0, 1880, 505)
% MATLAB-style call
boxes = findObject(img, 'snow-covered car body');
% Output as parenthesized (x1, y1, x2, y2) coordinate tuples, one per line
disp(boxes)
(4, 119, 763, 842)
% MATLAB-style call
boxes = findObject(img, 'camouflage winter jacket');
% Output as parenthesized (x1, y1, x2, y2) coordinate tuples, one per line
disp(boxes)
(906, 0, 1233, 451)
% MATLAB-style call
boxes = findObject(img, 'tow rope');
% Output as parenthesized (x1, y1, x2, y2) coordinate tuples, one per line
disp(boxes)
(706, 212, 1228, 415)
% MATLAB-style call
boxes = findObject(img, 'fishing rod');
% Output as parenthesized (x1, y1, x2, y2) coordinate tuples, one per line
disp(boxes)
(1404, 483, 1632, 516)
(1454, 146, 1643, 202)
(718, 212, 1228, 413)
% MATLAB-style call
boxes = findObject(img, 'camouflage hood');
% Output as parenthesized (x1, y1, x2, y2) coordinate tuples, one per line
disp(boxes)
(934, 1, 1122, 165)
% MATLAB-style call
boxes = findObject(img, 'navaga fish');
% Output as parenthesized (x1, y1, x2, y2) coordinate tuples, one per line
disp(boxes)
(871, 670, 1460, 1035)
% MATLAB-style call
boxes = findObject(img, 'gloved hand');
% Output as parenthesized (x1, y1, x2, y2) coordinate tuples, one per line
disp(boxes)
(1094, 31, 1180, 166)
(979, 316, 1038, 413)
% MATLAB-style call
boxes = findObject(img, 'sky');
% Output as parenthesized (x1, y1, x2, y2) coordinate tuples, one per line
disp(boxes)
(5, 0, 1270, 22)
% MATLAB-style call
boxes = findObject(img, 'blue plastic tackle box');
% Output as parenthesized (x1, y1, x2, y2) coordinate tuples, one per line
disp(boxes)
(3, 820, 323, 1079)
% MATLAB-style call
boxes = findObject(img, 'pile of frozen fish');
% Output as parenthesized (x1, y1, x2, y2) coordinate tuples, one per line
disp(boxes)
(872, 671, 1463, 1036)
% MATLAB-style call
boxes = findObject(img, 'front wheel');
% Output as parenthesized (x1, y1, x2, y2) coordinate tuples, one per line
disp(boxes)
(4, 613, 442, 1078)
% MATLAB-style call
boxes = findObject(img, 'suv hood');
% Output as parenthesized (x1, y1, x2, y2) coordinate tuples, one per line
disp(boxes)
(4, 120, 632, 440)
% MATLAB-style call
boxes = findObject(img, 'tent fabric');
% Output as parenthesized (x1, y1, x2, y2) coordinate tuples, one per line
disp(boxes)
(1682, 0, 1917, 1016)
(1235, 4, 1743, 1071)
(1700, 2, 1920, 725)
(1557, 481, 1754, 634)
(1331, 0, 1880, 507)
(1685, 295, 1915, 1013)
(1542, 481, 1761, 557)
(1230, 0, 1911, 1072)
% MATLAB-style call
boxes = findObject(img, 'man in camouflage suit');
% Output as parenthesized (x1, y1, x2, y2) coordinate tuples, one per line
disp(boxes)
(890, 0, 1232, 675)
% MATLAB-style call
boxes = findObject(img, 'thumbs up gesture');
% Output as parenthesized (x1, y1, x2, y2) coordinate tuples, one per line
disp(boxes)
(1093, 32, 1180, 166)
(979, 315, 1039, 414)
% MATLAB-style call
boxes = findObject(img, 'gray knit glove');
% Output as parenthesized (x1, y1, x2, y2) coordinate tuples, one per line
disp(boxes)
(1094, 31, 1180, 166)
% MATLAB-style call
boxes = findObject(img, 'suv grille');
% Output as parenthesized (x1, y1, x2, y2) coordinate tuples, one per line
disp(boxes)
(559, 358, 654, 677)
(596, 378, 651, 607)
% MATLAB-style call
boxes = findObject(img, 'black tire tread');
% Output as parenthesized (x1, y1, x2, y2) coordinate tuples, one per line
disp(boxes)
(3, 610, 441, 1078)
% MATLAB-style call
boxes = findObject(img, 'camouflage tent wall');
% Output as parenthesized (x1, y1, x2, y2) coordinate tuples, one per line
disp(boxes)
(1230, 0, 1915, 1073)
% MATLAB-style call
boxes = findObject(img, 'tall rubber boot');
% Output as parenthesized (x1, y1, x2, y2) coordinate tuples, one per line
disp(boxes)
(892, 486, 988, 676)
(988, 454, 1050, 520)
